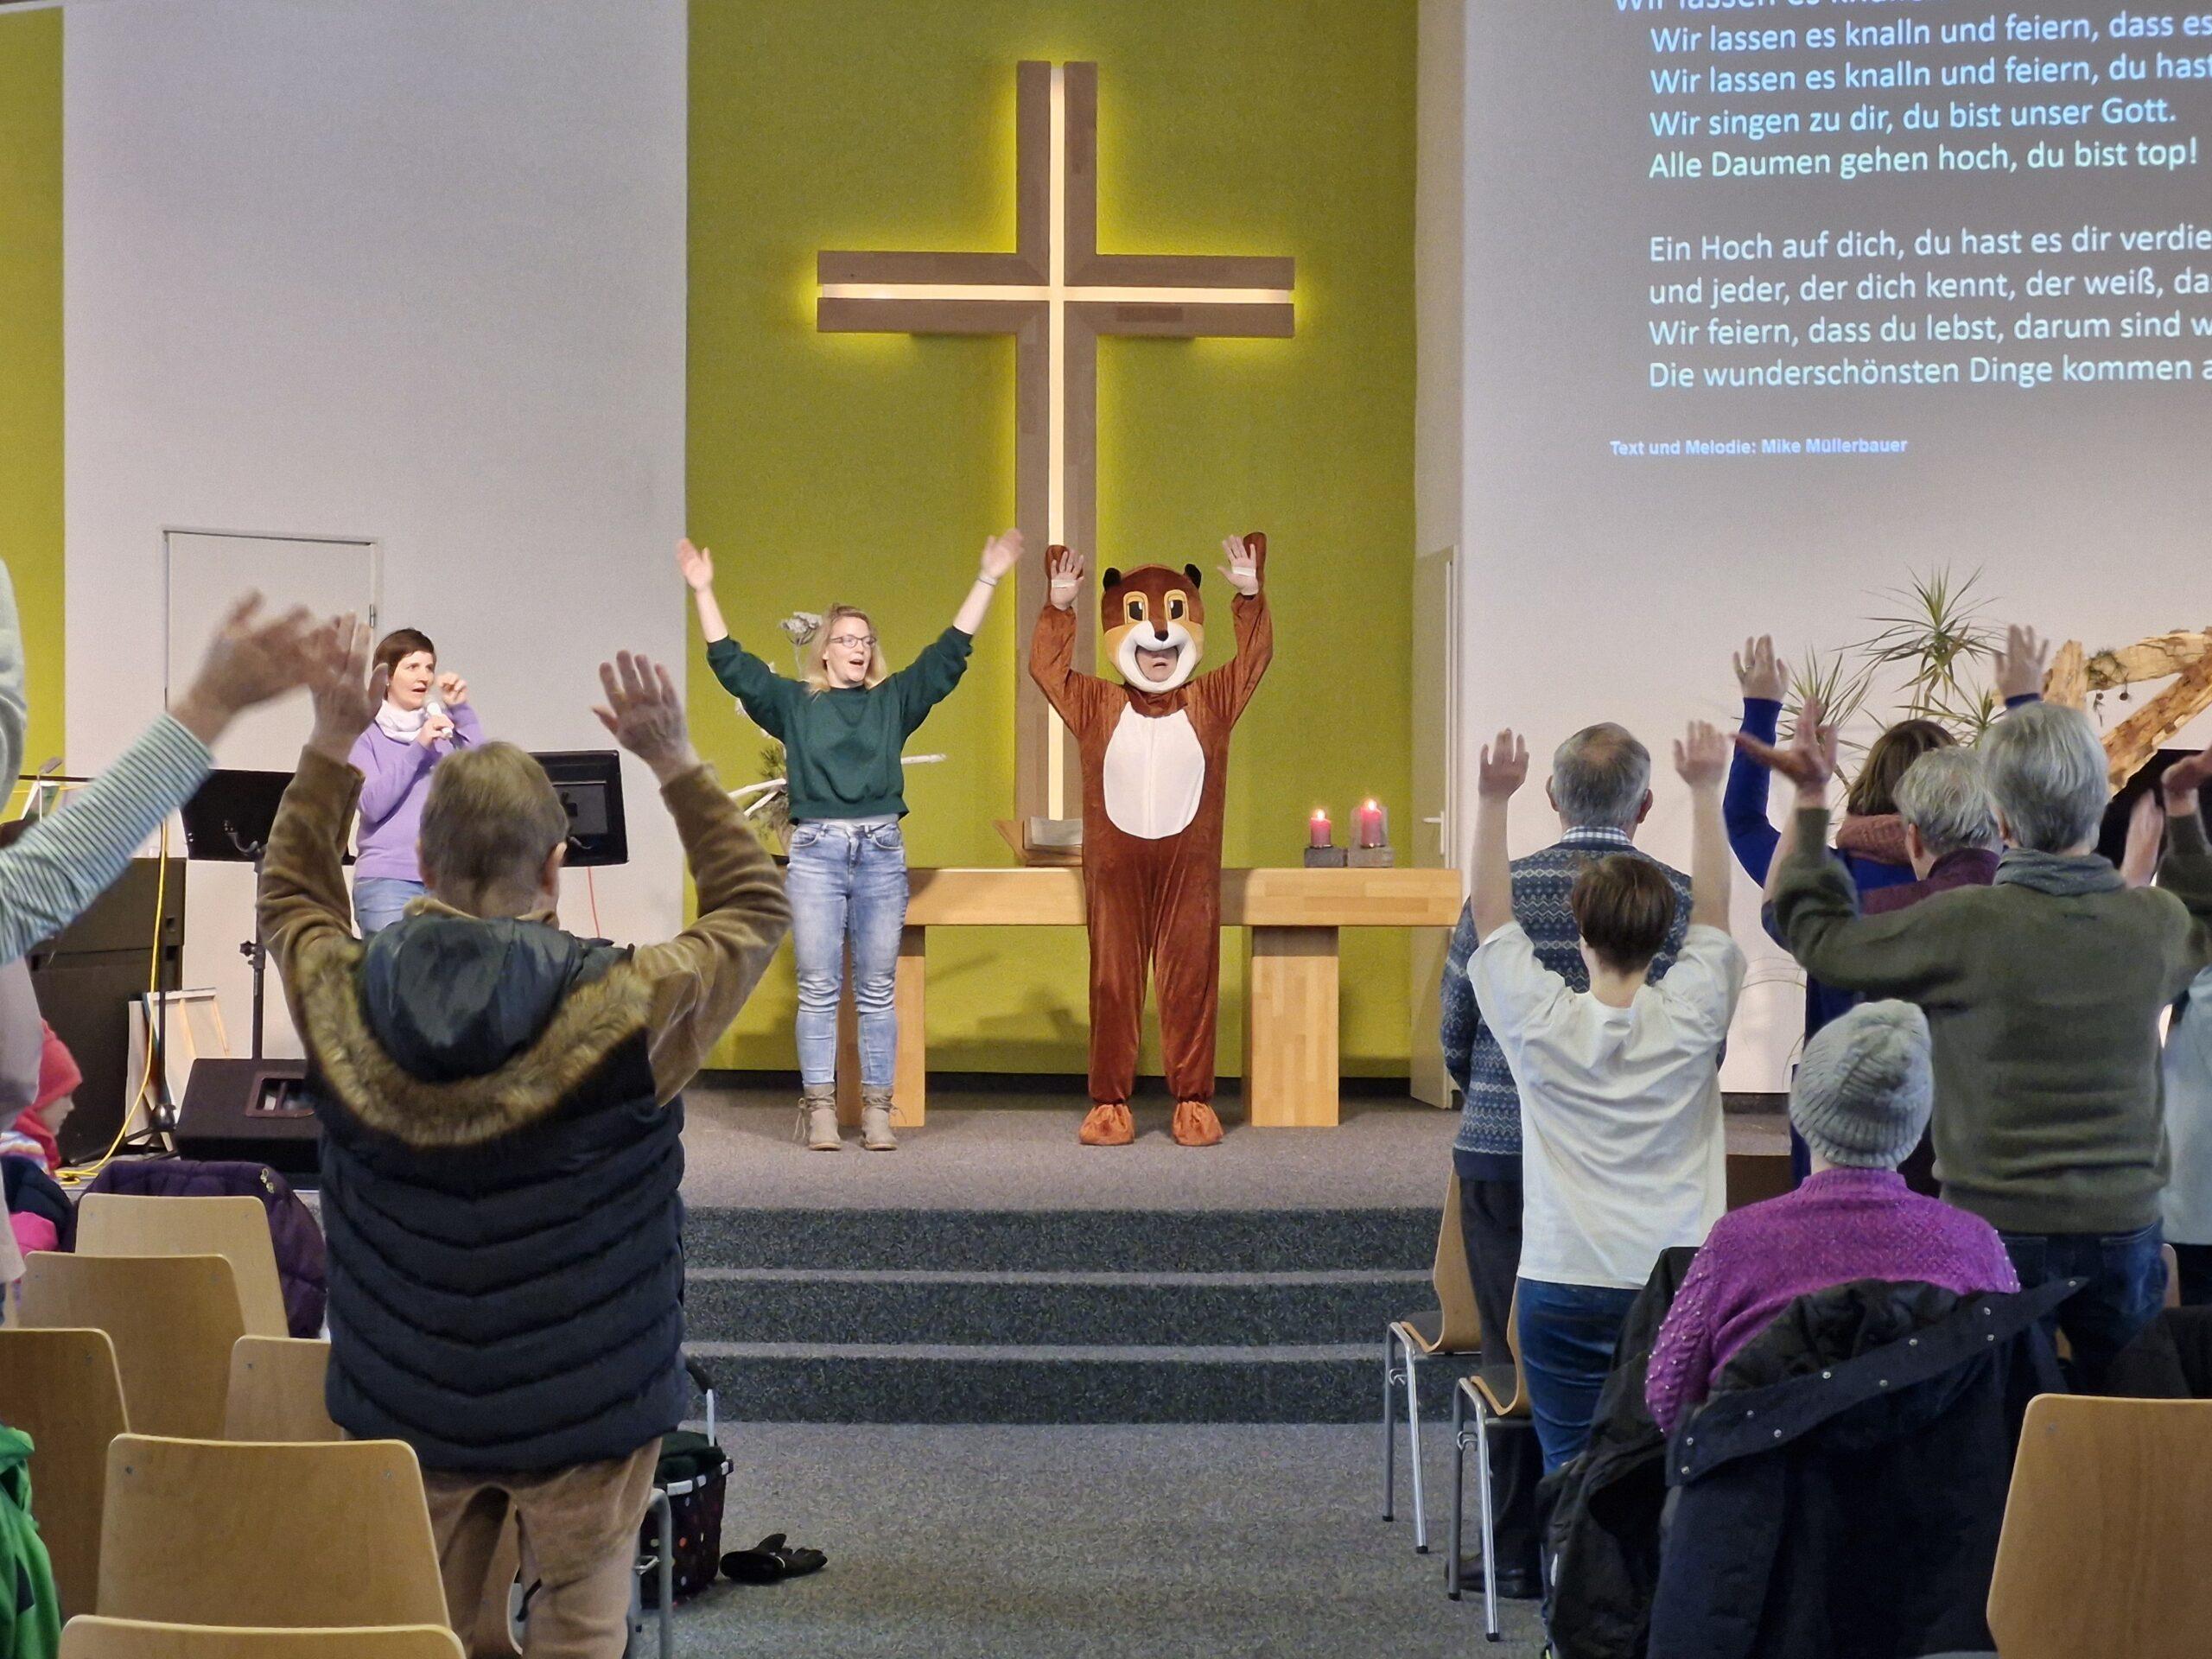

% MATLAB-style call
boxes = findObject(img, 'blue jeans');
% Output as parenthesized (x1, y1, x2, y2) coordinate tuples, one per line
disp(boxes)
(353, 875, 425, 936)
(1516, 1278, 1639, 1473)
(786, 821, 909, 1091)
(1999, 1220, 2167, 1389)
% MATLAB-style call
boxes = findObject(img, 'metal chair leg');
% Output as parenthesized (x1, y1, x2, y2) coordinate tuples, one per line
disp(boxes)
(1447, 1384, 1467, 1599)
(1475, 1396, 1500, 1643)
(1405, 1346, 1429, 1553)
(1382, 1329, 1398, 1522)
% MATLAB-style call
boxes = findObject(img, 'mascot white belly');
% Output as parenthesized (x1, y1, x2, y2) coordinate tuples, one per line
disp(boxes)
(1103, 705, 1205, 840)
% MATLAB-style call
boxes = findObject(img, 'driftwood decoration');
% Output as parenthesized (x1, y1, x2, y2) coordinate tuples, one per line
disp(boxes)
(2044, 630, 2212, 787)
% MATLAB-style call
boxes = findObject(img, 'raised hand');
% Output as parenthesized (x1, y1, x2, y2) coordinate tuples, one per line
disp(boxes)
(594, 651, 698, 784)
(1046, 545, 1085, 611)
(302, 614, 390, 761)
(2164, 740, 2212, 819)
(435, 671, 469, 708)
(1478, 728, 1529, 799)
(1734, 695, 1839, 801)
(1675, 720, 1729, 790)
(1732, 635, 1789, 702)
(676, 537, 715, 594)
(2120, 791, 2166, 888)
(171, 593, 319, 747)
(1219, 534, 1261, 597)
(981, 529, 1024, 582)
(1995, 623, 2051, 703)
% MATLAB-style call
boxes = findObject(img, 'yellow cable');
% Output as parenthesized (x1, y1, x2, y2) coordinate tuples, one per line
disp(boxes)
(59, 821, 169, 1186)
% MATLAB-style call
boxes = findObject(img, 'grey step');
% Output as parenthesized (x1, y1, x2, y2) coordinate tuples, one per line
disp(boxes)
(683, 1206, 1439, 1274)
(685, 1339, 1466, 1425)
(683, 1267, 1432, 1348)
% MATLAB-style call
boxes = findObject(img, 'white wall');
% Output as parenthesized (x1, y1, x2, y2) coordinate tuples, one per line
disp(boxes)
(64, 0, 688, 1053)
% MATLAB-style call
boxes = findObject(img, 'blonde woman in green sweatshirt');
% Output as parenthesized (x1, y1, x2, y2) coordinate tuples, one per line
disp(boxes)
(680, 531, 1020, 1151)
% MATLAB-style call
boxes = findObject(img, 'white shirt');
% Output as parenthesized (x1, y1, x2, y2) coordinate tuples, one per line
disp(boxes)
(1471, 921, 1745, 1290)
(2161, 968, 2212, 1245)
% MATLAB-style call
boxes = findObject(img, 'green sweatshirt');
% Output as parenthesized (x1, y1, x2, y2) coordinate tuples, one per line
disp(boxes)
(707, 628, 972, 821)
(1773, 804, 2212, 1235)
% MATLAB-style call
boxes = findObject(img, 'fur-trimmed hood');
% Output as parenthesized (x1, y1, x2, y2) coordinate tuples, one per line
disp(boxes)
(297, 908, 645, 1150)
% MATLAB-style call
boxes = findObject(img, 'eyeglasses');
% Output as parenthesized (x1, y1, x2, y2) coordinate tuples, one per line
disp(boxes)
(827, 634, 877, 651)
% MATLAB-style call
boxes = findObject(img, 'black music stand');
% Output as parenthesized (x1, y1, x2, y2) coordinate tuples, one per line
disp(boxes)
(531, 750, 628, 867)
(180, 769, 298, 1058)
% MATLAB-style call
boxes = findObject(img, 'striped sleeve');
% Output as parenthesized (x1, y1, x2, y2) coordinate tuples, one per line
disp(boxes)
(0, 563, 27, 800)
(0, 715, 214, 966)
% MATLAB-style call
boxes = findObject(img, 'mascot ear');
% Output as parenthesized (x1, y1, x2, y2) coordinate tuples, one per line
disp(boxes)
(1185, 563, 1204, 588)
(1101, 568, 1122, 590)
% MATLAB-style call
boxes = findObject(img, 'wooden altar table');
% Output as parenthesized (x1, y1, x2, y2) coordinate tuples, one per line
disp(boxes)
(836, 866, 1464, 1130)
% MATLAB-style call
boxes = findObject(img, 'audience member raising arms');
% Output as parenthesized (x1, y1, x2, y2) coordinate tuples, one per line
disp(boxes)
(1750, 687, 2212, 1387)
(349, 627, 484, 935)
(1465, 721, 1745, 1472)
(683, 531, 1019, 1152)
(0, 565, 319, 967)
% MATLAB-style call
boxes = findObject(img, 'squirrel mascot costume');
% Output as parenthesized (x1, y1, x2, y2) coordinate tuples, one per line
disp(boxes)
(1030, 532, 1273, 1147)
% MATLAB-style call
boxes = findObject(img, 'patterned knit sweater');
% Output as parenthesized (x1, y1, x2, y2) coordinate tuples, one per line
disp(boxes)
(1441, 827, 1693, 1172)
(1644, 1167, 2019, 1433)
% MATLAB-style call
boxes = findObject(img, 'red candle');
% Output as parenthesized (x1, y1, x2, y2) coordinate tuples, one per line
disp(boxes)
(1357, 799, 1386, 849)
(1309, 809, 1332, 849)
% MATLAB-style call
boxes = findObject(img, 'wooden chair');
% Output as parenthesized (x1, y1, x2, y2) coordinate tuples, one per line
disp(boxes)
(97, 1435, 447, 1629)
(60, 1620, 463, 1659)
(1381, 1170, 1484, 1554)
(76, 1192, 291, 1339)
(18, 1255, 244, 1440)
(1987, 1394, 2212, 1658)
(1448, 1288, 1531, 1644)
(0, 1329, 129, 1620)
(226, 1338, 341, 1442)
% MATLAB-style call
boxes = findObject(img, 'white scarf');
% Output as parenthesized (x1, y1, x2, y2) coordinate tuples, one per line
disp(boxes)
(374, 700, 427, 741)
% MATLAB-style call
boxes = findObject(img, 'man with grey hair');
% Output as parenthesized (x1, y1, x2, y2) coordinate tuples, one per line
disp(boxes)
(1755, 685, 2212, 1387)
(1437, 721, 1689, 1593)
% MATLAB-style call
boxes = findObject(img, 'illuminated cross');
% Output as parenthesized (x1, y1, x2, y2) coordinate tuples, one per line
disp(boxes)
(817, 60, 1294, 824)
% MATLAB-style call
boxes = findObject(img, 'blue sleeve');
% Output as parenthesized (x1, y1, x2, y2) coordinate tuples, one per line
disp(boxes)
(1726, 696, 1783, 884)
(1440, 901, 1480, 1092)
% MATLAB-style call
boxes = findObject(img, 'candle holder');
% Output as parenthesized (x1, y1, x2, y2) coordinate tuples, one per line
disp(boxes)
(1348, 842, 1395, 868)
(1305, 844, 1348, 868)
(1350, 799, 1395, 867)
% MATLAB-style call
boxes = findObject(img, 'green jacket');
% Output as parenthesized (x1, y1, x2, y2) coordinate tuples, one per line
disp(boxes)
(1774, 805, 2212, 1236)
(0, 1428, 59, 1659)
(707, 629, 973, 821)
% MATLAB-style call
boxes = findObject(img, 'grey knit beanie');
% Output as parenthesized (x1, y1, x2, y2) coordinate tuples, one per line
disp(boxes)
(1789, 1001, 1934, 1170)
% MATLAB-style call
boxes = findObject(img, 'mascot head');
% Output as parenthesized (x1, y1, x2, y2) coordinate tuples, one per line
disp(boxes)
(1101, 563, 1206, 692)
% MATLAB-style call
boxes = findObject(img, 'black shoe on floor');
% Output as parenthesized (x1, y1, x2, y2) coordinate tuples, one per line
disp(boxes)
(1452, 1555, 1541, 1601)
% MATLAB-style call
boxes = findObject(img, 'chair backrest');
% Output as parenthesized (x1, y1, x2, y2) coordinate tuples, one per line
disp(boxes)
(1466, 1287, 1529, 1420)
(97, 1435, 448, 1629)
(77, 1193, 290, 1339)
(1423, 1170, 1483, 1354)
(1987, 1394, 2212, 1658)
(60, 1619, 463, 1659)
(0, 1329, 129, 1620)
(19, 1255, 244, 1441)
(2164, 1241, 2182, 1310)
(226, 1338, 340, 1442)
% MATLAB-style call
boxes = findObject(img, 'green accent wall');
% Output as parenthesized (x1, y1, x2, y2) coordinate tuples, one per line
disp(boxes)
(690, 0, 1417, 1076)
(0, 6, 64, 803)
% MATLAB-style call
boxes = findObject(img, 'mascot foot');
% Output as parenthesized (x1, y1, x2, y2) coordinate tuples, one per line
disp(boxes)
(1172, 1100, 1224, 1148)
(1079, 1103, 1135, 1147)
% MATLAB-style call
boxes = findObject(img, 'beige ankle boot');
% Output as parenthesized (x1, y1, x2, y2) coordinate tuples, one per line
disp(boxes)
(861, 1088, 898, 1151)
(797, 1085, 841, 1151)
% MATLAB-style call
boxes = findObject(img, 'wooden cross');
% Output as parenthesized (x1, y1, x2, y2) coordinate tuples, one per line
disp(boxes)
(817, 60, 1294, 823)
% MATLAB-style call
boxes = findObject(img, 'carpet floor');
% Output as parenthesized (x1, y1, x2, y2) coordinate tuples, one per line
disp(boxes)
(661, 1421, 1547, 1657)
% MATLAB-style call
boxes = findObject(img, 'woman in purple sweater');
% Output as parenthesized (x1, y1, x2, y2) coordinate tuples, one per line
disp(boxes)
(1645, 999, 2018, 1435)
(348, 627, 483, 934)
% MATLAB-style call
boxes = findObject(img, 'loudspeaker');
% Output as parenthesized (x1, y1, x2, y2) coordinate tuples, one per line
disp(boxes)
(174, 1058, 319, 1175)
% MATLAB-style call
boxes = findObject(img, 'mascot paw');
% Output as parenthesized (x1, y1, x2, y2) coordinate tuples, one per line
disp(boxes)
(1079, 1103, 1136, 1147)
(1171, 1100, 1224, 1147)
